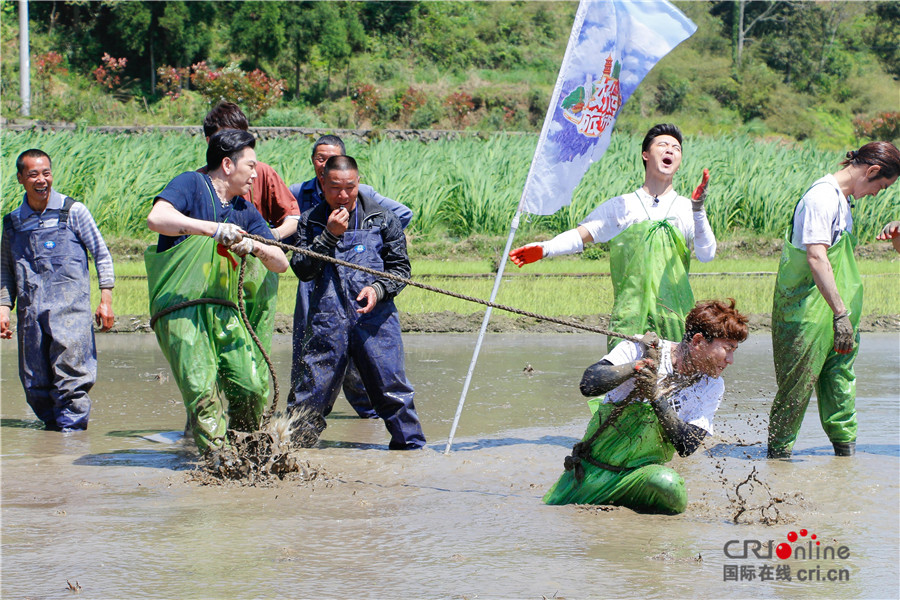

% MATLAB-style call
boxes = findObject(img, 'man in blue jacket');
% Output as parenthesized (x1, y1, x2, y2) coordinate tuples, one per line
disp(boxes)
(289, 155, 425, 450)
(290, 135, 412, 419)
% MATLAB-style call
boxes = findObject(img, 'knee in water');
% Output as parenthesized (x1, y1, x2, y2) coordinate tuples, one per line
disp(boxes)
(647, 468, 687, 514)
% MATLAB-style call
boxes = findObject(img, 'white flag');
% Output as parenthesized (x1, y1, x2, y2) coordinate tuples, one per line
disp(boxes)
(520, 0, 697, 216)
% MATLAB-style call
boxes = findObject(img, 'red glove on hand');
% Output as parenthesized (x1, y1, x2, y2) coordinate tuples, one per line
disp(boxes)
(509, 244, 544, 267)
(691, 168, 710, 205)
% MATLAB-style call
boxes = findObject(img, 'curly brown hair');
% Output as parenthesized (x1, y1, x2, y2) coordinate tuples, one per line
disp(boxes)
(683, 298, 749, 343)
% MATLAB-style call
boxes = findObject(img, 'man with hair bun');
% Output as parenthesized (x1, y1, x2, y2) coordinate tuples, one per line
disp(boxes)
(202, 101, 300, 241)
(510, 123, 716, 351)
(768, 141, 900, 459)
(544, 299, 749, 514)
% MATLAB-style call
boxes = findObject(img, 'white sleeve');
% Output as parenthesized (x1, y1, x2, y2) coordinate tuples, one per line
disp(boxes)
(793, 182, 840, 248)
(692, 209, 717, 262)
(539, 228, 584, 258)
(579, 197, 629, 243)
(675, 377, 723, 434)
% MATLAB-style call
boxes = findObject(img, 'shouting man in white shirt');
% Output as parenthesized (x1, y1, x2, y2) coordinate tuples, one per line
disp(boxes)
(510, 123, 715, 351)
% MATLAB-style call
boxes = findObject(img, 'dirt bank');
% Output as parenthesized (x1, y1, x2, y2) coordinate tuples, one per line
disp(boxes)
(103, 311, 899, 334)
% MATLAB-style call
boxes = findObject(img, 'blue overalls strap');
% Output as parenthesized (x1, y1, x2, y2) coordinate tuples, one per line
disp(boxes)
(58, 197, 76, 228)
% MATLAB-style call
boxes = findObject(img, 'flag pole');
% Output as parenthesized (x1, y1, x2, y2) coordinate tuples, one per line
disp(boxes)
(444, 207, 523, 455)
(442, 0, 696, 453)
(443, 1, 589, 455)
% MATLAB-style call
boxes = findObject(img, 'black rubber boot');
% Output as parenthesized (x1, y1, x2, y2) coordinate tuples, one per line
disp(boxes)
(767, 446, 792, 459)
(833, 441, 856, 456)
(291, 412, 327, 448)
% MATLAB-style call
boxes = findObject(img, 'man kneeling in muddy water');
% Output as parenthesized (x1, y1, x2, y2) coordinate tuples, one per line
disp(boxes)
(544, 299, 748, 514)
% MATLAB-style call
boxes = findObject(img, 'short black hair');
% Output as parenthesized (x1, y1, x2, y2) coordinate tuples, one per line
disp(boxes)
(206, 129, 256, 171)
(203, 102, 250, 138)
(312, 135, 346, 158)
(16, 149, 51, 174)
(322, 155, 358, 178)
(641, 123, 683, 166)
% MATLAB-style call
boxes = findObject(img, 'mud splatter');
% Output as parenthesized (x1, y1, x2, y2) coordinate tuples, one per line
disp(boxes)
(728, 466, 808, 525)
(186, 410, 333, 487)
(575, 504, 621, 514)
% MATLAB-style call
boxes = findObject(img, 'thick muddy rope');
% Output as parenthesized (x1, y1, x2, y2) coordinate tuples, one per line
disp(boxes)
(244, 232, 642, 344)
(150, 232, 647, 449)
(236, 257, 280, 422)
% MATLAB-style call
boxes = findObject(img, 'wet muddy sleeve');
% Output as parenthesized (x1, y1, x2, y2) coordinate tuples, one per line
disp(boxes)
(580, 359, 636, 396)
(651, 395, 707, 456)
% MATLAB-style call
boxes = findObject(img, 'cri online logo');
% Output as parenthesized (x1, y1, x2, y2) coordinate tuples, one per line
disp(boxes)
(776, 529, 850, 561)
(724, 529, 850, 560)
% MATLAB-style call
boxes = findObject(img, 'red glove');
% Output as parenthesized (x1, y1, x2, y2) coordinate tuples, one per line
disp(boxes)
(509, 244, 543, 267)
(691, 168, 710, 204)
(876, 221, 900, 240)
(216, 243, 238, 270)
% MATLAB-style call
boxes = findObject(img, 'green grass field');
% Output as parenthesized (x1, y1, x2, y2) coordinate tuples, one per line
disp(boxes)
(95, 255, 900, 319)
(3, 130, 898, 243)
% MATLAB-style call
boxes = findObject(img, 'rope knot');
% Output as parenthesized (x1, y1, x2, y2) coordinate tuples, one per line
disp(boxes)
(564, 442, 590, 482)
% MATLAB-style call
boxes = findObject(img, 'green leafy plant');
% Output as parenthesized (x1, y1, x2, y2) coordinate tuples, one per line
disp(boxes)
(189, 61, 284, 118)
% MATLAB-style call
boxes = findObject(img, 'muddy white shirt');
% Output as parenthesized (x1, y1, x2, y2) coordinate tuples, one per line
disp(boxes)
(600, 340, 724, 434)
(579, 188, 717, 262)
(790, 174, 852, 250)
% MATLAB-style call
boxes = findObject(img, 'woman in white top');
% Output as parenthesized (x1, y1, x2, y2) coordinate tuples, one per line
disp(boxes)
(768, 141, 900, 459)
(510, 124, 715, 350)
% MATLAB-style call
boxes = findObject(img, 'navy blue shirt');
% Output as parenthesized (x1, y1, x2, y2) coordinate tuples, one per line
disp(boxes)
(154, 171, 274, 252)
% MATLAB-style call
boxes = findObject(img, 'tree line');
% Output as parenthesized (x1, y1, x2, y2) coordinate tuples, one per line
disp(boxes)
(1, 1, 897, 143)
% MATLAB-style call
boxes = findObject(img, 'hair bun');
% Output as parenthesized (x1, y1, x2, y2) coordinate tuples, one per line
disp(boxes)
(847, 150, 859, 160)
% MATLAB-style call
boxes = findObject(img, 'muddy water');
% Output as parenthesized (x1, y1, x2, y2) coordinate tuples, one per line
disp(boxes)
(1, 333, 897, 599)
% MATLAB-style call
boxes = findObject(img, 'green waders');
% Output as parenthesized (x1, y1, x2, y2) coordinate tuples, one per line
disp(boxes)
(768, 231, 862, 455)
(145, 235, 274, 452)
(543, 401, 687, 514)
(607, 219, 693, 351)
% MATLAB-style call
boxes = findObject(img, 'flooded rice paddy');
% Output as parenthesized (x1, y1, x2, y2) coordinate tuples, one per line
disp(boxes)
(2, 332, 898, 599)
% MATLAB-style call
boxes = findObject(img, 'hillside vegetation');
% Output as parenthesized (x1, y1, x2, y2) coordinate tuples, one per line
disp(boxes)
(1, 1, 897, 148)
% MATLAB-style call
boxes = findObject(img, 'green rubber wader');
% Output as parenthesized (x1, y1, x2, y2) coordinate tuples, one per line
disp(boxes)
(607, 219, 693, 352)
(768, 231, 862, 454)
(241, 255, 278, 352)
(145, 235, 273, 452)
(544, 401, 687, 514)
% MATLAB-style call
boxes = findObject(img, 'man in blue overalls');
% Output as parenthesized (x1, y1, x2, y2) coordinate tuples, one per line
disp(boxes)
(289, 135, 413, 419)
(0, 149, 115, 431)
(289, 155, 425, 450)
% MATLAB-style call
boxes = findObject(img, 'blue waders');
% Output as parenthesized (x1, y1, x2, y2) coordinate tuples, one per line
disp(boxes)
(292, 226, 425, 449)
(292, 278, 376, 418)
(4, 198, 95, 430)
